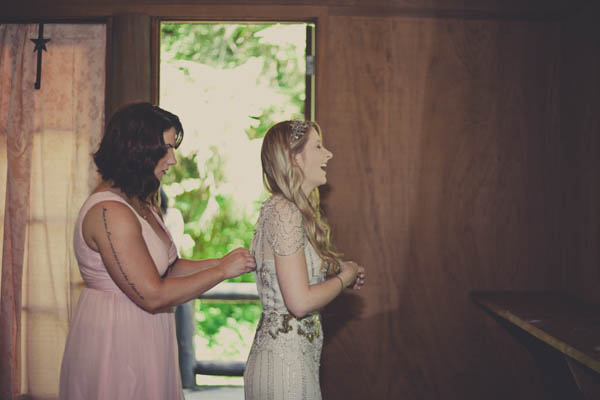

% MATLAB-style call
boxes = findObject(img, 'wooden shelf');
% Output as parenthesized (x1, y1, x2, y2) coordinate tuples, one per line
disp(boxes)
(471, 291, 600, 373)
(472, 291, 600, 399)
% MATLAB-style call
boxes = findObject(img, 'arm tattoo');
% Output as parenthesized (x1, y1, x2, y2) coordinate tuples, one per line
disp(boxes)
(102, 207, 145, 299)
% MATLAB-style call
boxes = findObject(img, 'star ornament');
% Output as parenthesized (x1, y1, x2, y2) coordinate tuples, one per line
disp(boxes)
(31, 37, 51, 52)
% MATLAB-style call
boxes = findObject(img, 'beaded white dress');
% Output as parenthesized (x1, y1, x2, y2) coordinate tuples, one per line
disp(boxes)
(244, 195, 325, 400)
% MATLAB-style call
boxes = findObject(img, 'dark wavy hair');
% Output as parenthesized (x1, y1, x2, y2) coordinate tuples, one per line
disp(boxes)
(94, 102, 183, 203)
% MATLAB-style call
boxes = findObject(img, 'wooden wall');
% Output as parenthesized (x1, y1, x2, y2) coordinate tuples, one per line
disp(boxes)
(2, 1, 598, 399)
(558, 3, 600, 306)
(320, 14, 563, 400)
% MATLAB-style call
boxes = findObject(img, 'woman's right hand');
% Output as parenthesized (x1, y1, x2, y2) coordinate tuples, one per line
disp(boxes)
(218, 248, 256, 279)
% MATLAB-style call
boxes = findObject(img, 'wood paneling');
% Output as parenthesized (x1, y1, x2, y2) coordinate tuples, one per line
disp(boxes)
(319, 15, 562, 399)
(0, 0, 587, 20)
(106, 14, 152, 117)
(2, 1, 599, 399)
(559, 3, 600, 305)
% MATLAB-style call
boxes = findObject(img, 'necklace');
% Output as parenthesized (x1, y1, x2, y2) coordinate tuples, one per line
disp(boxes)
(132, 201, 150, 221)
(140, 206, 150, 221)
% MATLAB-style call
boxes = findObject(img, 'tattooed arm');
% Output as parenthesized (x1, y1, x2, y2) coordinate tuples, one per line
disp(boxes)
(82, 201, 256, 313)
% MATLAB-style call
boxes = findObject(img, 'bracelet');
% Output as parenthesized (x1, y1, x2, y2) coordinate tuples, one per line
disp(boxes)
(334, 275, 345, 294)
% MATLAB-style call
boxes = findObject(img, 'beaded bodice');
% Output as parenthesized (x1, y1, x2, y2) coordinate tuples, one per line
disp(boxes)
(245, 195, 326, 399)
(251, 195, 325, 314)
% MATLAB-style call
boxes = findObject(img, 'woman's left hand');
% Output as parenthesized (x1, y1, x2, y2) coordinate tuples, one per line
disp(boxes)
(351, 264, 366, 290)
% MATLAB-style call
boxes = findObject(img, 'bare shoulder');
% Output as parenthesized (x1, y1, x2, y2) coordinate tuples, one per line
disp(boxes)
(82, 200, 140, 250)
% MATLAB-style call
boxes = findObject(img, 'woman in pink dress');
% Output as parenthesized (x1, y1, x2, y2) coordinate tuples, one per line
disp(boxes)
(59, 103, 256, 400)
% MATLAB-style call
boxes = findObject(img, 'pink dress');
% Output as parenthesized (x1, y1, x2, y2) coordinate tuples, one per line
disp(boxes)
(59, 191, 184, 400)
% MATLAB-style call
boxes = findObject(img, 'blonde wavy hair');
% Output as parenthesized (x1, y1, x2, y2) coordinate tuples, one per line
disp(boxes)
(261, 120, 342, 275)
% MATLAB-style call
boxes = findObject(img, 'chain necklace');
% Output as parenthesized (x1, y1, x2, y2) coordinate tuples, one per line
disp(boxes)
(132, 201, 151, 221)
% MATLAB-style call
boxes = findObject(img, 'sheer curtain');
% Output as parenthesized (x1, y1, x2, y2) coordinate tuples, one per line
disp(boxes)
(0, 23, 105, 399)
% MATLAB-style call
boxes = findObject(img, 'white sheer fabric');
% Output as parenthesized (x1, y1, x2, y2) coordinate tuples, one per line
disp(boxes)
(0, 23, 105, 399)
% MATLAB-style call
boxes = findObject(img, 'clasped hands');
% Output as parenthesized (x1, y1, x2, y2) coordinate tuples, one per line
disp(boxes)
(341, 261, 366, 290)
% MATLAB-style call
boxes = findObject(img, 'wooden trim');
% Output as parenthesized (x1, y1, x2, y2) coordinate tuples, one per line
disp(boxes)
(326, 5, 571, 20)
(151, 16, 160, 104)
(195, 360, 245, 377)
(0, 16, 109, 23)
(304, 23, 314, 120)
(1, 5, 329, 20)
(1, 2, 579, 20)
(198, 282, 258, 301)
(313, 9, 327, 124)
(105, 14, 153, 117)
(105, 17, 113, 120)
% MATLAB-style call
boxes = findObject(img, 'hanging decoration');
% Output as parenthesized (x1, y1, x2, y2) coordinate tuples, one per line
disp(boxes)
(30, 23, 51, 90)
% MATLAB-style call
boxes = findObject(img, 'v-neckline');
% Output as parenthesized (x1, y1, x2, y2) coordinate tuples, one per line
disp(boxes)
(140, 206, 174, 249)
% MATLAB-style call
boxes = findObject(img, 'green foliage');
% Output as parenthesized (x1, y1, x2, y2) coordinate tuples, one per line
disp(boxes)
(162, 153, 200, 184)
(161, 22, 307, 139)
(195, 301, 262, 348)
(162, 24, 268, 69)
(195, 194, 257, 283)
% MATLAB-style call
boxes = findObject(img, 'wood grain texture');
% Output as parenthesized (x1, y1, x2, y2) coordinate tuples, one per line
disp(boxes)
(471, 291, 600, 373)
(1, 1, 598, 399)
(106, 14, 152, 117)
(319, 15, 563, 399)
(558, 3, 600, 306)
(0, 0, 587, 20)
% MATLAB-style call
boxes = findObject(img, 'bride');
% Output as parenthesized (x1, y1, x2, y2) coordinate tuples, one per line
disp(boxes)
(244, 120, 366, 400)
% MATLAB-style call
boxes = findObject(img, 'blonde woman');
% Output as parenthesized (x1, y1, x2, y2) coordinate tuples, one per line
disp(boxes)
(244, 120, 366, 399)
